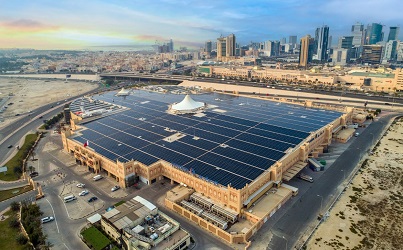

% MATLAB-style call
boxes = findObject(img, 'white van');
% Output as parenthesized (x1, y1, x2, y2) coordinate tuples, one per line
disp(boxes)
(63, 195, 76, 203)
(93, 175, 103, 181)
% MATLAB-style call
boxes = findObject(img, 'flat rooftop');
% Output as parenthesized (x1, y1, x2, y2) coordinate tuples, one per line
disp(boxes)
(71, 86, 342, 189)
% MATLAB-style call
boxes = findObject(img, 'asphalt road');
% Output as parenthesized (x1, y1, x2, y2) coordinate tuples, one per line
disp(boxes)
(108, 73, 403, 104)
(0, 85, 104, 166)
(265, 113, 397, 250)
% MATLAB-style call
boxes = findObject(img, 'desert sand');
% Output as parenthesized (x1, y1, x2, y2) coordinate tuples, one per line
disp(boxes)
(0, 77, 98, 128)
(307, 117, 403, 250)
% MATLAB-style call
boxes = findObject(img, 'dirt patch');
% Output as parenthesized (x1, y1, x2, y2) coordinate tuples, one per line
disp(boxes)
(307, 117, 403, 250)
(0, 77, 97, 128)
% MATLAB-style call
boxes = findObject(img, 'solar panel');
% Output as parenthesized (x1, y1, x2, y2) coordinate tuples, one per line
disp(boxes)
(71, 89, 342, 189)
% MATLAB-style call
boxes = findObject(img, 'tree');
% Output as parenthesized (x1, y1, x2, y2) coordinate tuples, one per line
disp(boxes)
(28, 166, 35, 173)
(10, 201, 20, 211)
(16, 233, 28, 245)
(8, 216, 20, 228)
(13, 166, 22, 175)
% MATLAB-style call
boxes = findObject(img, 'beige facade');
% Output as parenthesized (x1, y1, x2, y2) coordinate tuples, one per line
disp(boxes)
(62, 102, 351, 215)
(199, 66, 402, 91)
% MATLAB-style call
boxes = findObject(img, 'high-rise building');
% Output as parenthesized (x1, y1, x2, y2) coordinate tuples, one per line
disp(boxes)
(332, 48, 350, 66)
(299, 35, 315, 67)
(315, 25, 330, 62)
(397, 42, 403, 61)
(366, 23, 384, 45)
(168, 39, 174, 52)
(387, 27, 400, 41)
(383, 40, 398, 61)
(351, 22, 365, 46)
(362, 45, 383, 64)
(338, 36, 354, 49)
(205, 40, 212, 53)
(261, 40, 280, 57)
(289, 36, 297, 46)
(217, 34, 236, 62)
(328, 35, 332, 49)
(280, 37, 287, 45)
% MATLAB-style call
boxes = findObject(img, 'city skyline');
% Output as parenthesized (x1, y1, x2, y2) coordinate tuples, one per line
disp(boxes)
(1, 0, 403, 50)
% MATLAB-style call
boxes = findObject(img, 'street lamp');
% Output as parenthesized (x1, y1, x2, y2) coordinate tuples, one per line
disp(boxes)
(317, 195, 323, 212)
(283, 236, 288, 250)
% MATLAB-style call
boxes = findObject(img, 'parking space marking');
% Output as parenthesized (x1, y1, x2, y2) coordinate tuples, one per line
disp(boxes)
(45, 198, 60, 233)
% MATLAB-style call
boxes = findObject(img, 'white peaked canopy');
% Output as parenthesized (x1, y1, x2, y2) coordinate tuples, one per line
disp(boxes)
(117, 87, 130, 96)
(171, 94, 204, 112)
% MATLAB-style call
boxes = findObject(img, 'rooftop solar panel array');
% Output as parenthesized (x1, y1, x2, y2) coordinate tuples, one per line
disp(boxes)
(71, 88, 342, 189)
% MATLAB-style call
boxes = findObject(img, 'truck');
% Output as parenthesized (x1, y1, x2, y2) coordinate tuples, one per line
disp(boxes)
(298, 173, 314, 183)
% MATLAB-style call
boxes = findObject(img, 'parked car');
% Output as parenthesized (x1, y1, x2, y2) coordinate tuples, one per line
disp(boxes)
(41, 216, 54, 223)
(111, 185, 120, 192)
(29, 172, 39, 178)
(88, 196, 98, 202)
(79, 190, 89, 196)
(76, 183, 85, 188)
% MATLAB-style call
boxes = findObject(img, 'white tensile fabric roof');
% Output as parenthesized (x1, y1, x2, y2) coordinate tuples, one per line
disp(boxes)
(171, 95, 204, 112)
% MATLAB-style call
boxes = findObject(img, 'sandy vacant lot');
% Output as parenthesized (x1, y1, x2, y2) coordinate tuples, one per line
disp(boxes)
(307, 117, 403, 250)
(0, 77, 97, 128)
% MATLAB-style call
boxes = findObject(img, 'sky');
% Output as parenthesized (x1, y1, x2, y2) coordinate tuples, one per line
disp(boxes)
(1, 0, 403, 50)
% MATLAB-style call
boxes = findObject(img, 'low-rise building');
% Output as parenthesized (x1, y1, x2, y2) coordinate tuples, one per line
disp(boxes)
(101, 196, 191, 250)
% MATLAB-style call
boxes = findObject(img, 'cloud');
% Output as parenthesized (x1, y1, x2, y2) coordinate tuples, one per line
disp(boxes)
(1, 19, 59, 32)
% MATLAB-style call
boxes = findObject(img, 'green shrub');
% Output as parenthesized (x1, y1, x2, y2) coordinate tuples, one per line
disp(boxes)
(15, 234, 28, 245)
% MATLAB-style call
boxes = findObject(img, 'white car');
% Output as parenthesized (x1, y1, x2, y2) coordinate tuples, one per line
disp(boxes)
(111, 185, 120, 192)
(79, 190, 89, 196)
(41, 216, 54, 223)
(76, 183, 85, 188)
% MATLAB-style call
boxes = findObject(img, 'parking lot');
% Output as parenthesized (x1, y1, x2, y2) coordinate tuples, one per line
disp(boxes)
(59, 181, 105, 220)
(68, 164, 129, 199)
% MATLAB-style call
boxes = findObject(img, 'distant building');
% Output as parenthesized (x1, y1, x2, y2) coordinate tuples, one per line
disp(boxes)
(351, 22, 365, 46)
(315, 25, 330, 62)
(205, 40, 212, 53)
(299, 35, 315, 67)
(397, 42, 403, 62)
(366, 23, 384, 45)
(280, 37, 287, 45)
(383, 40, 398, 62)
(362, 45, 383, 64)
(332, 48, 350, 66)
(338, 36, 353, 49)
(261, 40, 280, 57)
(289, 36, 297, 46)
(387, 27, 400, 41)
(217, 34, 236, 62)
(168, 39, 174, 52)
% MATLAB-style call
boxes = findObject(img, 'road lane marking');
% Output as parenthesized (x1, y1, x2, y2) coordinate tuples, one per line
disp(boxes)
(45, 198, 60, 233)
(64, 243, 70, 250)
(63, 201, 71, 219)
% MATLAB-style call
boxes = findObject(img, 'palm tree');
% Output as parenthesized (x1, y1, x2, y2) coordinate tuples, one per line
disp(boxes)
(28, 166, 35, 173)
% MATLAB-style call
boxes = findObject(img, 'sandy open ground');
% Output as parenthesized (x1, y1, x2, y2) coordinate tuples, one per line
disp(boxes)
(0, 77, 98, 128)
(307, 117, 403, 250)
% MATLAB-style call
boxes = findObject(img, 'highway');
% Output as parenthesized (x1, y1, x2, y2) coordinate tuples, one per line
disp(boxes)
(100, 72, 403, 105)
